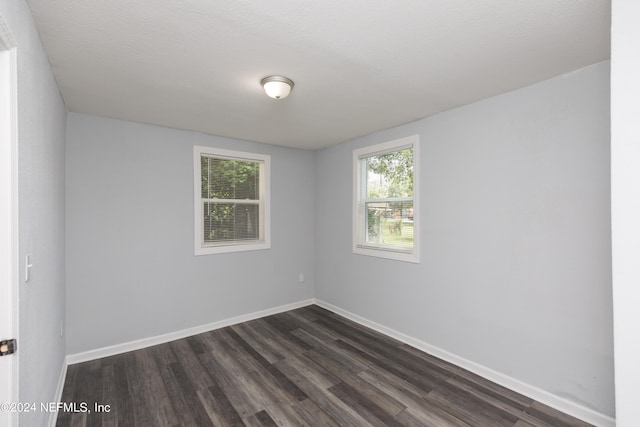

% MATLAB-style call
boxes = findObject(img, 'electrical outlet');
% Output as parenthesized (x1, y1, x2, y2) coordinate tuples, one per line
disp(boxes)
(298, 273, 304, 283)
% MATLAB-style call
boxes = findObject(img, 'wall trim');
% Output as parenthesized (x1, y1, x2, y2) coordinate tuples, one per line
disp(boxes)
(48, 358, 68, 427)
(66, 299, 315, 365)
(314, 299, 615, 427)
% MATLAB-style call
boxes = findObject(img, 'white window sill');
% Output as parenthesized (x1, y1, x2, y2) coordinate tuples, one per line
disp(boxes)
(195, 241, 270, 256)
(353, 245, 420, 263)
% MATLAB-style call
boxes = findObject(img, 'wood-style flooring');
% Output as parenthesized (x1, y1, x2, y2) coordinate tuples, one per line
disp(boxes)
(56, 305, 593, 426)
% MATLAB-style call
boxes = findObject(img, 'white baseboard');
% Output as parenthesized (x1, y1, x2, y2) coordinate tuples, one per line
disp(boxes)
(66, 299, 315, 365)
(314, 299, 615, 427)
(48, 357, 68, 427)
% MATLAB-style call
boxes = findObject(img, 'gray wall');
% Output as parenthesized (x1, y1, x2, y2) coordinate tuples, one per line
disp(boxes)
(65, 113, 315, 354)
(0, 0, 67, 426)
(315, 62, 614, 416)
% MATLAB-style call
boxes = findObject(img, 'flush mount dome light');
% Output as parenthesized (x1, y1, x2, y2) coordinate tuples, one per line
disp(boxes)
(261, 75, 294, 99)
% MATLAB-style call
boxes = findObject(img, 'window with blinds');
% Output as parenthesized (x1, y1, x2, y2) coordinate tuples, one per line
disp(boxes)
(194, 146, 270, 255)
(353, 135, 420, 263)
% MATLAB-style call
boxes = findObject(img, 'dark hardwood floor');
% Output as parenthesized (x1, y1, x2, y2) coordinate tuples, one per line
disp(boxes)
(56, 305, 593, 426)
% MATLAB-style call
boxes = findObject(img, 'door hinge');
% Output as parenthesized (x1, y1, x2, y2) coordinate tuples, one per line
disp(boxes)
(0, 339, 17, 356)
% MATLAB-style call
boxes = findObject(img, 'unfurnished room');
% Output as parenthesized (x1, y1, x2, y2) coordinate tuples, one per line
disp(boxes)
(1, 1, 639, 426)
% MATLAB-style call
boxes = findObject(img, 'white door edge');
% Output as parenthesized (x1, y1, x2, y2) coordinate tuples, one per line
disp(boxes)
(0, 13, 19, 427)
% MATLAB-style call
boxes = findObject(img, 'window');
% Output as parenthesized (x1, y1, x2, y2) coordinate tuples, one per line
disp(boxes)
(353, 135, 419, 263)
(194, 146, 270, 255)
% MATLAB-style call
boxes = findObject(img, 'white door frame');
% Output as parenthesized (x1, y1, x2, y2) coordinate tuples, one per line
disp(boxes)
(0, 14, 19, 427)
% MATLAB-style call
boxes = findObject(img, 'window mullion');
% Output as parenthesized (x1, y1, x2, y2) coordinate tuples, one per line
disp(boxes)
(203, 198, 260, 204)
(365, 197, 413, 203)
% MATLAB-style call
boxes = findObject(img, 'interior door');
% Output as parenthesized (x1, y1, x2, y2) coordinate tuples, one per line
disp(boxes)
(0, 17, 19, 427)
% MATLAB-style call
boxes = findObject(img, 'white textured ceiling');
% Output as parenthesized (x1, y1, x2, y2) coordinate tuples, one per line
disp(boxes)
(26, 0, 610, 150)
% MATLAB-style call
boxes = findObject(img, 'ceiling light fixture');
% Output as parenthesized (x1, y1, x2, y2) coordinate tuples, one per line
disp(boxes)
(261, 75, 294, 99)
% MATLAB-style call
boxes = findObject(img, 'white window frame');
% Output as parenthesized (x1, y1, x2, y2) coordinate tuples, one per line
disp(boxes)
(353, 135, 420, 263)
(194, 145, 271, 255)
